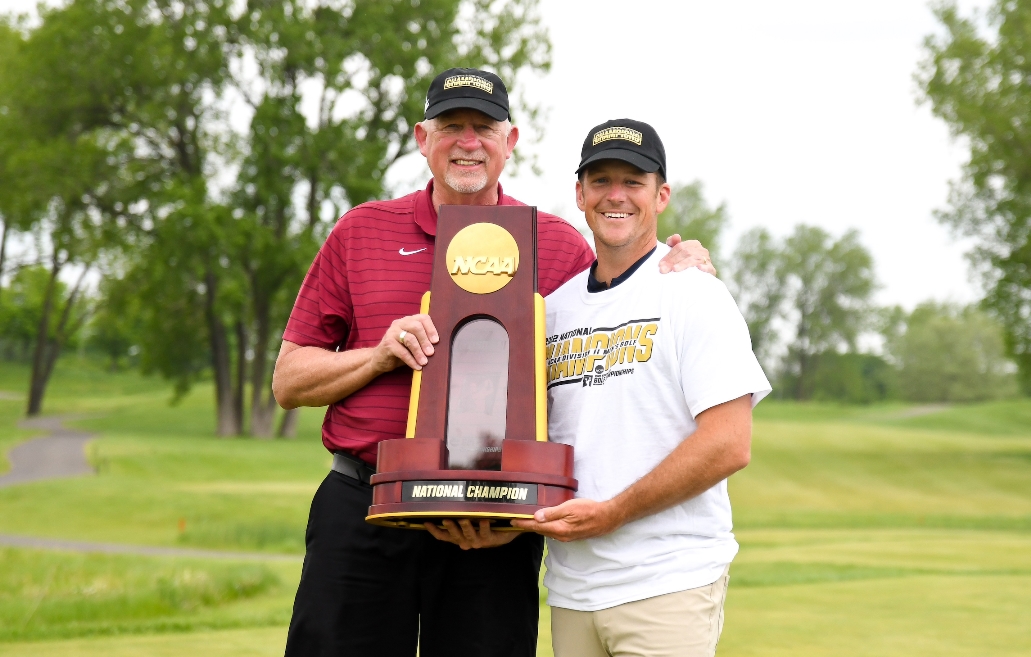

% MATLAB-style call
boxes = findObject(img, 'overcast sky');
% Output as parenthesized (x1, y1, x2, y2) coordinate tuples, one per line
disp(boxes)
(3, 0, 991, 310)
(506, 0, 994, 310)
(395, 0, 993, 310)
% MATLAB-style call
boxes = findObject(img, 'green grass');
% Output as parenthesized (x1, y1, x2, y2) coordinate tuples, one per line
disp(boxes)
(0, 358, 329, 552)
(0, 548, 297, 642)
(0, 626, 288, 657)
(1, 358, 1031, 655)
(720, 398, 1031, 656)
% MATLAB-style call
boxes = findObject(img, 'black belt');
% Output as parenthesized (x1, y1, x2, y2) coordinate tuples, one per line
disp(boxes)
(332, 451, 376, 485)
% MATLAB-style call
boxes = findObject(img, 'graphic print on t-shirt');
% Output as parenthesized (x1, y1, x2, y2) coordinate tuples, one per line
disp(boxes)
(546, 318, 659, 389)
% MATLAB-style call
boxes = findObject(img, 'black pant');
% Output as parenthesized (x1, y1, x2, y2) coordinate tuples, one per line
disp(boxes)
(284, 471, 544, 657)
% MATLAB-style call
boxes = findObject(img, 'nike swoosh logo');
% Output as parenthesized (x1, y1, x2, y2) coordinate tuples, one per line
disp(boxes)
(399, 247, 427, 256)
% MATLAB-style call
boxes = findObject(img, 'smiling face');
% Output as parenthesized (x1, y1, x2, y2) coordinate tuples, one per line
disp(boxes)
(576, 160, 671, 254)
(415, 109, 519, 205)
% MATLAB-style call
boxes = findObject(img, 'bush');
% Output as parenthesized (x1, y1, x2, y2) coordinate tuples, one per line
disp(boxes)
(778, 351, 897, 404)
(888, 303, 1017, 403)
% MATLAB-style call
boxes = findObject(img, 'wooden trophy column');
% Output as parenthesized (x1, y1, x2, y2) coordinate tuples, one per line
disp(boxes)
(366, 205, 576, 529)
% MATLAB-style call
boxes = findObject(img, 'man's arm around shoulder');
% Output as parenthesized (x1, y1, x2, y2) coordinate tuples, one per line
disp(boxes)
(511, 394, 752, 541)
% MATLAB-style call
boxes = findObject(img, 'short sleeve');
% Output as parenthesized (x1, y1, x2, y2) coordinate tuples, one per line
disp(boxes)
(669, 270, 772, 417)
(282, 227, 353, 350)
(537, 214, 596, 296)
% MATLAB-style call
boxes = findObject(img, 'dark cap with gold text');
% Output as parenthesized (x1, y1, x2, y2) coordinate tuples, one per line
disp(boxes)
(576, 119, 666, 180)
(424, 68, 510, 122)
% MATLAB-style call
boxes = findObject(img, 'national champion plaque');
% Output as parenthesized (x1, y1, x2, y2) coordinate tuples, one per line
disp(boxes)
(366, 205, 577, 530)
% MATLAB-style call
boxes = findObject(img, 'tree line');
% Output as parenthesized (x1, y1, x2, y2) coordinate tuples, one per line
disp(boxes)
(658, 181, 1019, 404)
(2, 0, 1029, 433)
(0, 0, 550, 434)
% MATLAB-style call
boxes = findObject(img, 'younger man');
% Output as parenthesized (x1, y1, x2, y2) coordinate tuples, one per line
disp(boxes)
(513, 120, 771, 656)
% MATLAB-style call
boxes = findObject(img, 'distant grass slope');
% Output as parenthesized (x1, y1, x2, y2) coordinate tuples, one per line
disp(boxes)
(722, 397, 1031, 656)
(733, 414, 1031, 531)
(754, 397, 1031, 435)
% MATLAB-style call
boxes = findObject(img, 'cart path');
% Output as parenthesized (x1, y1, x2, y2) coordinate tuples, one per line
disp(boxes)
(0, 533, 301, 561)
(0, 416, 300, 561)
(0, 415, 95, 488)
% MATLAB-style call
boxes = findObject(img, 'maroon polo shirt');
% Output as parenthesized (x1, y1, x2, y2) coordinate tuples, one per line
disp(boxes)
(283, 180, 596, 463)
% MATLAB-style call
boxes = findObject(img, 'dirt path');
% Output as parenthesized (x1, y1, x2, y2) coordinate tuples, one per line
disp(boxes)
(0, 533, 299, 561)
(0, 415, 95, 488)
(0, 417, 299, 561)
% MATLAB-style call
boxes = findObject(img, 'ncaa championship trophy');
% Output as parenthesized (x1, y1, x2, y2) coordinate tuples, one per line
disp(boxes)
(366, 205, 577, 529)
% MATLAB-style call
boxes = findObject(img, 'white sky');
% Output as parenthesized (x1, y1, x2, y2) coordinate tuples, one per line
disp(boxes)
(2, 0, 991, 310)
(500, 0, 993, 310)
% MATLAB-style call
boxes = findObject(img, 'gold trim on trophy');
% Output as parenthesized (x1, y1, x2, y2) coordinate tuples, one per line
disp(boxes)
(534, 293, 547, 442)
(405, 291, 432, 438)
(366, 510, 535, 530)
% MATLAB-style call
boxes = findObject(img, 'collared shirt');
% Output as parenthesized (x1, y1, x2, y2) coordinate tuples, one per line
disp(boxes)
(586, 246, 657, 293)
(283, 180, 596, 463)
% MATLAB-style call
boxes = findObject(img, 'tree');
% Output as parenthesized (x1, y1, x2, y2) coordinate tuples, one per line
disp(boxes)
(223, 0, 552, 436)
(887, 302, 1016, 402)
(87, 275, 144, 371)
(0, 17, 25, 307)
(919, 1, 1031, 393)
(801, 351, 897, 404)
(15, 0, 551, 435)
(0, 267, 62, 360)
(727, 225, 876, 399)
(728, 227, 787, 367)
(656, 181, 728, 261)
(780, 226, 876, 399)
(0, 9, 116, 415)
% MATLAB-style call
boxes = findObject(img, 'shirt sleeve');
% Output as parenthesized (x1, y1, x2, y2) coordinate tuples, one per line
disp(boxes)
(669, 270, 772, 417)
(537, 216, 596, 296)
(282, 226, 353, 350)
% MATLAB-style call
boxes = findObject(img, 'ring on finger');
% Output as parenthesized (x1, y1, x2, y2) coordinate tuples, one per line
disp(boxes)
(397, 330, 408, 344)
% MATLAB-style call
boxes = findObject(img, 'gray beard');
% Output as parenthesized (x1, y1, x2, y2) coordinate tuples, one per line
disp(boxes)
(443, 169, 489, 194)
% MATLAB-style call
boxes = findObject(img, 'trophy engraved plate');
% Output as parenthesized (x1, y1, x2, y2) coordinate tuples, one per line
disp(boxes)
(401, 481, 538, 505)
(367, 205, 577, 530)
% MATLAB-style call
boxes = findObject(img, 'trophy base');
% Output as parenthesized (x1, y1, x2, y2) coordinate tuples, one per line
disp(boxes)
(366, 475, 576, 530)
(367, 439, 577, 530)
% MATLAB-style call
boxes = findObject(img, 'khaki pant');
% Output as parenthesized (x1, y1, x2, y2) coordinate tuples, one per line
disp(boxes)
(551, 566, 731, 657)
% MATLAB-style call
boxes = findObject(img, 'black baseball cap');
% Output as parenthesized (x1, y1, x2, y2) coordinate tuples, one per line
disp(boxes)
(576, 119, 667, 180)
(424, 67, 510, 122)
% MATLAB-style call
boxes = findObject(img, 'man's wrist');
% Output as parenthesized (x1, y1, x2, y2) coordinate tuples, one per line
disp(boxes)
(363, 346, 391, 376)
(600, 499, 626, 534)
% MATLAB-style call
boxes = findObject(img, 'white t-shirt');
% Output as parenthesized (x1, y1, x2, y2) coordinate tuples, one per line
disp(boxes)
(543, 243, 771, 612)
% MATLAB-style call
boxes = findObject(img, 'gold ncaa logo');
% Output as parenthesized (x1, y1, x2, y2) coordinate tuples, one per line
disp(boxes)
(446, 223, 519, 294)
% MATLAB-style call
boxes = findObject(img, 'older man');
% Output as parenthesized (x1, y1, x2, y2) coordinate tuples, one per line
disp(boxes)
(272, 70, 713, 657)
